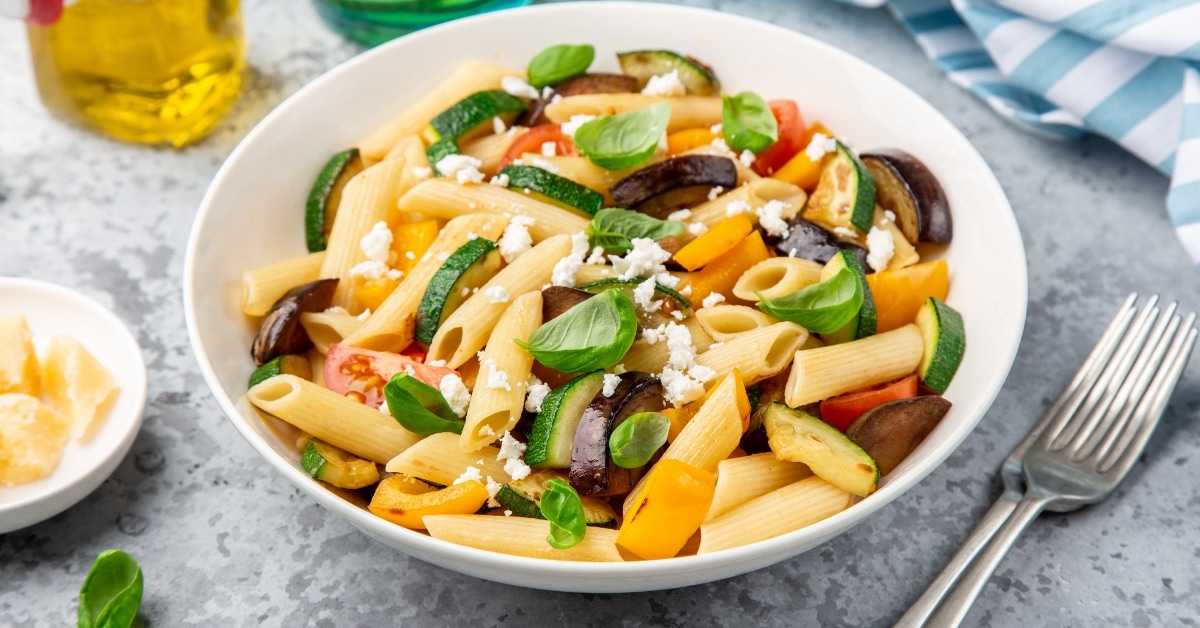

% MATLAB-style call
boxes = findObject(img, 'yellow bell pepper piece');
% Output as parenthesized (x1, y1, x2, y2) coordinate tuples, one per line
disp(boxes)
(681, 230, 771, 305)
(666, 128, 720, 156)
(369, 475, 488, 530)
(394, 219, 440, 274)
(673, 214, 754, 272)
(354, 277, 399, 312)
(772, 120, 838, 192)
(617, 459, 716, 560)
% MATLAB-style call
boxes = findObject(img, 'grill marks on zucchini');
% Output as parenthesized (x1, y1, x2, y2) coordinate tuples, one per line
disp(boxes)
(802, 142, 876, 235)
(306, 149, 365, 253)
(501, 165, 605, 215)
(616, 50, 720, 96)
(415, 238, 502, 345)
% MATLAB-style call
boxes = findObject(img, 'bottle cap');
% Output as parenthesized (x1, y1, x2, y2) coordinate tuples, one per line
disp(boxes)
(0, 0, 63, 24)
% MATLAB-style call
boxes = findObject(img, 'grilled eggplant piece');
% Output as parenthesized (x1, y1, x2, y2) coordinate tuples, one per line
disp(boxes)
(845, 395, 951, 476)
(541, 286, 594, 322)
(251, 278, 338, 365)
(768, 216, 870, 270)
(518, 73, 639, 126)
(569, 373, 667, 497)
(861, 149, 952, 244)
(610, 155, 738, 218)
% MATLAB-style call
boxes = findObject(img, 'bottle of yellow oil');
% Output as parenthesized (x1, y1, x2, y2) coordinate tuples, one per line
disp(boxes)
(15, 0, 244, 147)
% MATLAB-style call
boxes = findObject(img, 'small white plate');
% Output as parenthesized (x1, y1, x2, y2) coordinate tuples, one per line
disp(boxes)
(0, 277, 147, 534)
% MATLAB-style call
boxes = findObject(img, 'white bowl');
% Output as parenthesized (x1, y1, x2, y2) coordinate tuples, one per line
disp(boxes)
(0, 278, 147, 534)
(184, 1, 1026, 592)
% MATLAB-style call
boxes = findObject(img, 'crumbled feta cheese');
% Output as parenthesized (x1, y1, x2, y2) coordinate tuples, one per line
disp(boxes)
(485, 476, 503, 507)
(711, 137, 731, 152)
(460, 287, 470, 297)
(498, 215, 536, 263)
(386, 269, 402, 281)
(709, 341, 725, 349)
(688, 222, 709, 237)
(504, 510, 513, 517)
(541, 141, 556, 157)
(642, 324, 666, 345)
(478, 425, 495, 438)
(679, 285, 692, 296)
(671, 309, 684, 320)
(378, 398, 390, 414)
(437, 251, 451, 261)
(435, 154, 485, 185)
(504, 458, 531, 481)
(483, 285, 510, 303)
(702, 292, 726, 309)
(348, 260, 389, 280)
(482, 358, 512, 391)
(667, 209, 692, 221)
(739, 149, 756, 168)
(497, 430, 526, 461)
(883, 210, 896, 224)
(541, 86, 554, 99)
(602, 373, 622, 397)
(725, 199, 752, 217)
(655, 271, 680, 289)
(324, 306, 350, 315)
(710, 123, 722, 134)
(492, 116, 507, 135)
(405, 251, 416, 260)
(467, 231, 479, 241)
(805, 132, 838, 162)
(439, 373, 471, 418)
(609, 238, 672, 281)
(360, 221, 393, 263)
(489, 173, 510, 187)
(586, 246, 607, 265)
(560, 114, 596, 138)
(411, 166, 432, 180)
(663, 322, 698, 370)
(551, 232, 590, 287)
(613, 363, 627, 375)
(832, 226, 859, 240)
(641, 69, 686, 97)
(755, 199, 791, 238)
(454, 466, 483, 485)
(708, 186, 724, 201)
(551, 94, 563, 104)
(427, 359, 447, 367)
(660, 366, 708, 406)
(525, 380, 551, 413)
(633, 277, 662, 313)
(531, 157, 559, 174)
(866, 226, 895, 272)
(501, 76, 540, 100)
(788, 248, 798, 258)
(357, 308, 372, 321)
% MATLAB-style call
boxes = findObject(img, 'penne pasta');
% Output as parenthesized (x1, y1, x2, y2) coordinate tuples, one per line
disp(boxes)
(698, 476, 852, 554)
(695, 305, 778, 342)
(462, 128, 522, 176)
(689, 178, 806, 229)
(424, 515, 624, 562)
(618, 317, 714, 374)
(543, 94, 722, 132)
(785, 324, 924, 406)
(516, 152, 636, 205)
(460, 291, 541, 451)
(385, 431, 512, 486)
(299, 310, 365, 354)
(395, 179, 590, 241)
(695, 322, 808, 384)
(705, 452, 812, 522)
(241, 252, 325, 317)
(246, 374, 420, 464)
(731, 257, 825, 302)
(660, 374, 742, 473)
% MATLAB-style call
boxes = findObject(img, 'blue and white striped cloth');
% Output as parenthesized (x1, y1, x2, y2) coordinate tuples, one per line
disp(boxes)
(837, 0, 1200, 267)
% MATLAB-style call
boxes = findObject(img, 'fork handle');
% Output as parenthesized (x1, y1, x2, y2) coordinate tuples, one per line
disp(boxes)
(893, 492, 1021, 628)
(923, 495, 1053, 627)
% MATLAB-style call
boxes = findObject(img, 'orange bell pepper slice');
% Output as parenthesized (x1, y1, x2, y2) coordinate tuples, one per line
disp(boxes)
(666, 128, 720, 155)
(865, 260, 949, 332)
(680, 230, 771, 305)
(818, 374, 919, 431)
(771, 120, 838, 192)
(369, 475, 488, 530)
(394, 219, 439, 274)
(674, 214, 754, 272)
(617, 459, 716, 560)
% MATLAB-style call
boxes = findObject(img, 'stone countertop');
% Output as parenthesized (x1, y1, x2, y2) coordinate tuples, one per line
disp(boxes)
(2, 0, 1198, 625)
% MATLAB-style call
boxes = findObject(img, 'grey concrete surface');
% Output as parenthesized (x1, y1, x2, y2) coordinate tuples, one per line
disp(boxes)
(2, 0, 1199, 626)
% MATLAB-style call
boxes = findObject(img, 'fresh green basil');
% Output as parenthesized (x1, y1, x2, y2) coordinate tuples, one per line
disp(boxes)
(722, 91, 778, 154)
(515, 289, 637, 372)
(384, 373, 464, 436)
(609, 412, 670, 468)
(573, 102, 671, 170)
(540, 478, 587, 549)
(528, 44, 595, 89)
(756, 267, 863, 334)
(586, 208, 685, 253)
(78, 549, 143, 628)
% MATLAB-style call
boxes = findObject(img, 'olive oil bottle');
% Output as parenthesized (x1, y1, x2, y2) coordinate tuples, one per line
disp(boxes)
(25, 0, 244, 147)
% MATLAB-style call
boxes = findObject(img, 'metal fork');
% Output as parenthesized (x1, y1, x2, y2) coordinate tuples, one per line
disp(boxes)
(896, 294, 1198, 627)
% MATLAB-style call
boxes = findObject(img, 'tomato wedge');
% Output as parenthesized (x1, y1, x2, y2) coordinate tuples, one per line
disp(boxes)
(498, 124, 579, 169)
(752, 100, 806, 176)
(819, 374, 919, 432)
(324, 343, 457, 408)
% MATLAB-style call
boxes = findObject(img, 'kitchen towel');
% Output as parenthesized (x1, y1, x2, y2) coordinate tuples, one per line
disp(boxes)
(839, 0, 1200, 266)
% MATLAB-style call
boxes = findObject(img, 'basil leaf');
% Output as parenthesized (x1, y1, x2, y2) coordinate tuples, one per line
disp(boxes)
(527, 44, 595, 89)
(586, 208, 685, 253)
(540, 478, 586, 549)
(79, 549, 143, 628)
(609, 412, 670, 468)
(756, 267, 863, 334)
(384, 373, 464, 436)
(722, 91, 778, 154)
(515, 289, 637, 372)
(573, 102, 671, 170)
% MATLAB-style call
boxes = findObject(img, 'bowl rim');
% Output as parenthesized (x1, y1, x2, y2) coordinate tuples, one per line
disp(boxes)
(184, 0, 1028, 589)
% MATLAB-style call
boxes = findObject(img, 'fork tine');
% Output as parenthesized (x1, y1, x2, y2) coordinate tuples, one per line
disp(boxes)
(1067, 303, 1179, 460)
(1099, 316, 1198, 474)
(1047, 297, 1159, 449)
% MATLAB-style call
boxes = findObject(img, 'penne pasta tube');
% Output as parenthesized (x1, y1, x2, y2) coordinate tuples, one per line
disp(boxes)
(395, 179, 590, 241)
(427, 234, 572, 367)
(359, 60, 519, 162)
(463, 128, 523, 176)
(731, 257, 825, 302)
(698, 476, 852, 554)
(829, 207, 919, 272)
(241, 252, 326, 316)
(383, 134, 430, 170)
(785, 324, 924, 406)
(705, 452, 813, 522)
(695, 322, 808, 384)
(246, 374, 420, 464)
(299, 310, 365, 354)
(543, 94, 722, 132)
(689, 178, 806, 229)
(695, 305, 778, 342)
(344, 213, 508, 351)
(575, 264, 616, 284)
(618, 317, 714, 374)
(460, 291, 541, 451)
(423, 515, 624, 562)
(660, 374, 742, 473)
(385, 431, 511, 486)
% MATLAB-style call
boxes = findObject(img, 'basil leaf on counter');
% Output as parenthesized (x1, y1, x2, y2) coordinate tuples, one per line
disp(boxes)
(540, 478, 587, 549)
(384, 373, 464, 436)
(528, 44, 595, 89)
(586, 208, 685, 253)
(573, 102, 671, 170)
(609, 412, 671, 468)
(515, 289, 637, 372)
(79, 549, 143, 628)
(722, 91, 778, 154)
(756, 267, 863, 334)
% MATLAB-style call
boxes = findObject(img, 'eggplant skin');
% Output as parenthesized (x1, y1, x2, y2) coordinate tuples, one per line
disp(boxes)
(610, 156, 738, 216)
(541, 286, 594, 322)
(569, 374, 639, 496)
(251, 278, 338, 366)
(844, 395, 951, 476)
(768, 216, 871, 270)
(861, 149, 952, 244)
(518, 73, 639, 126)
